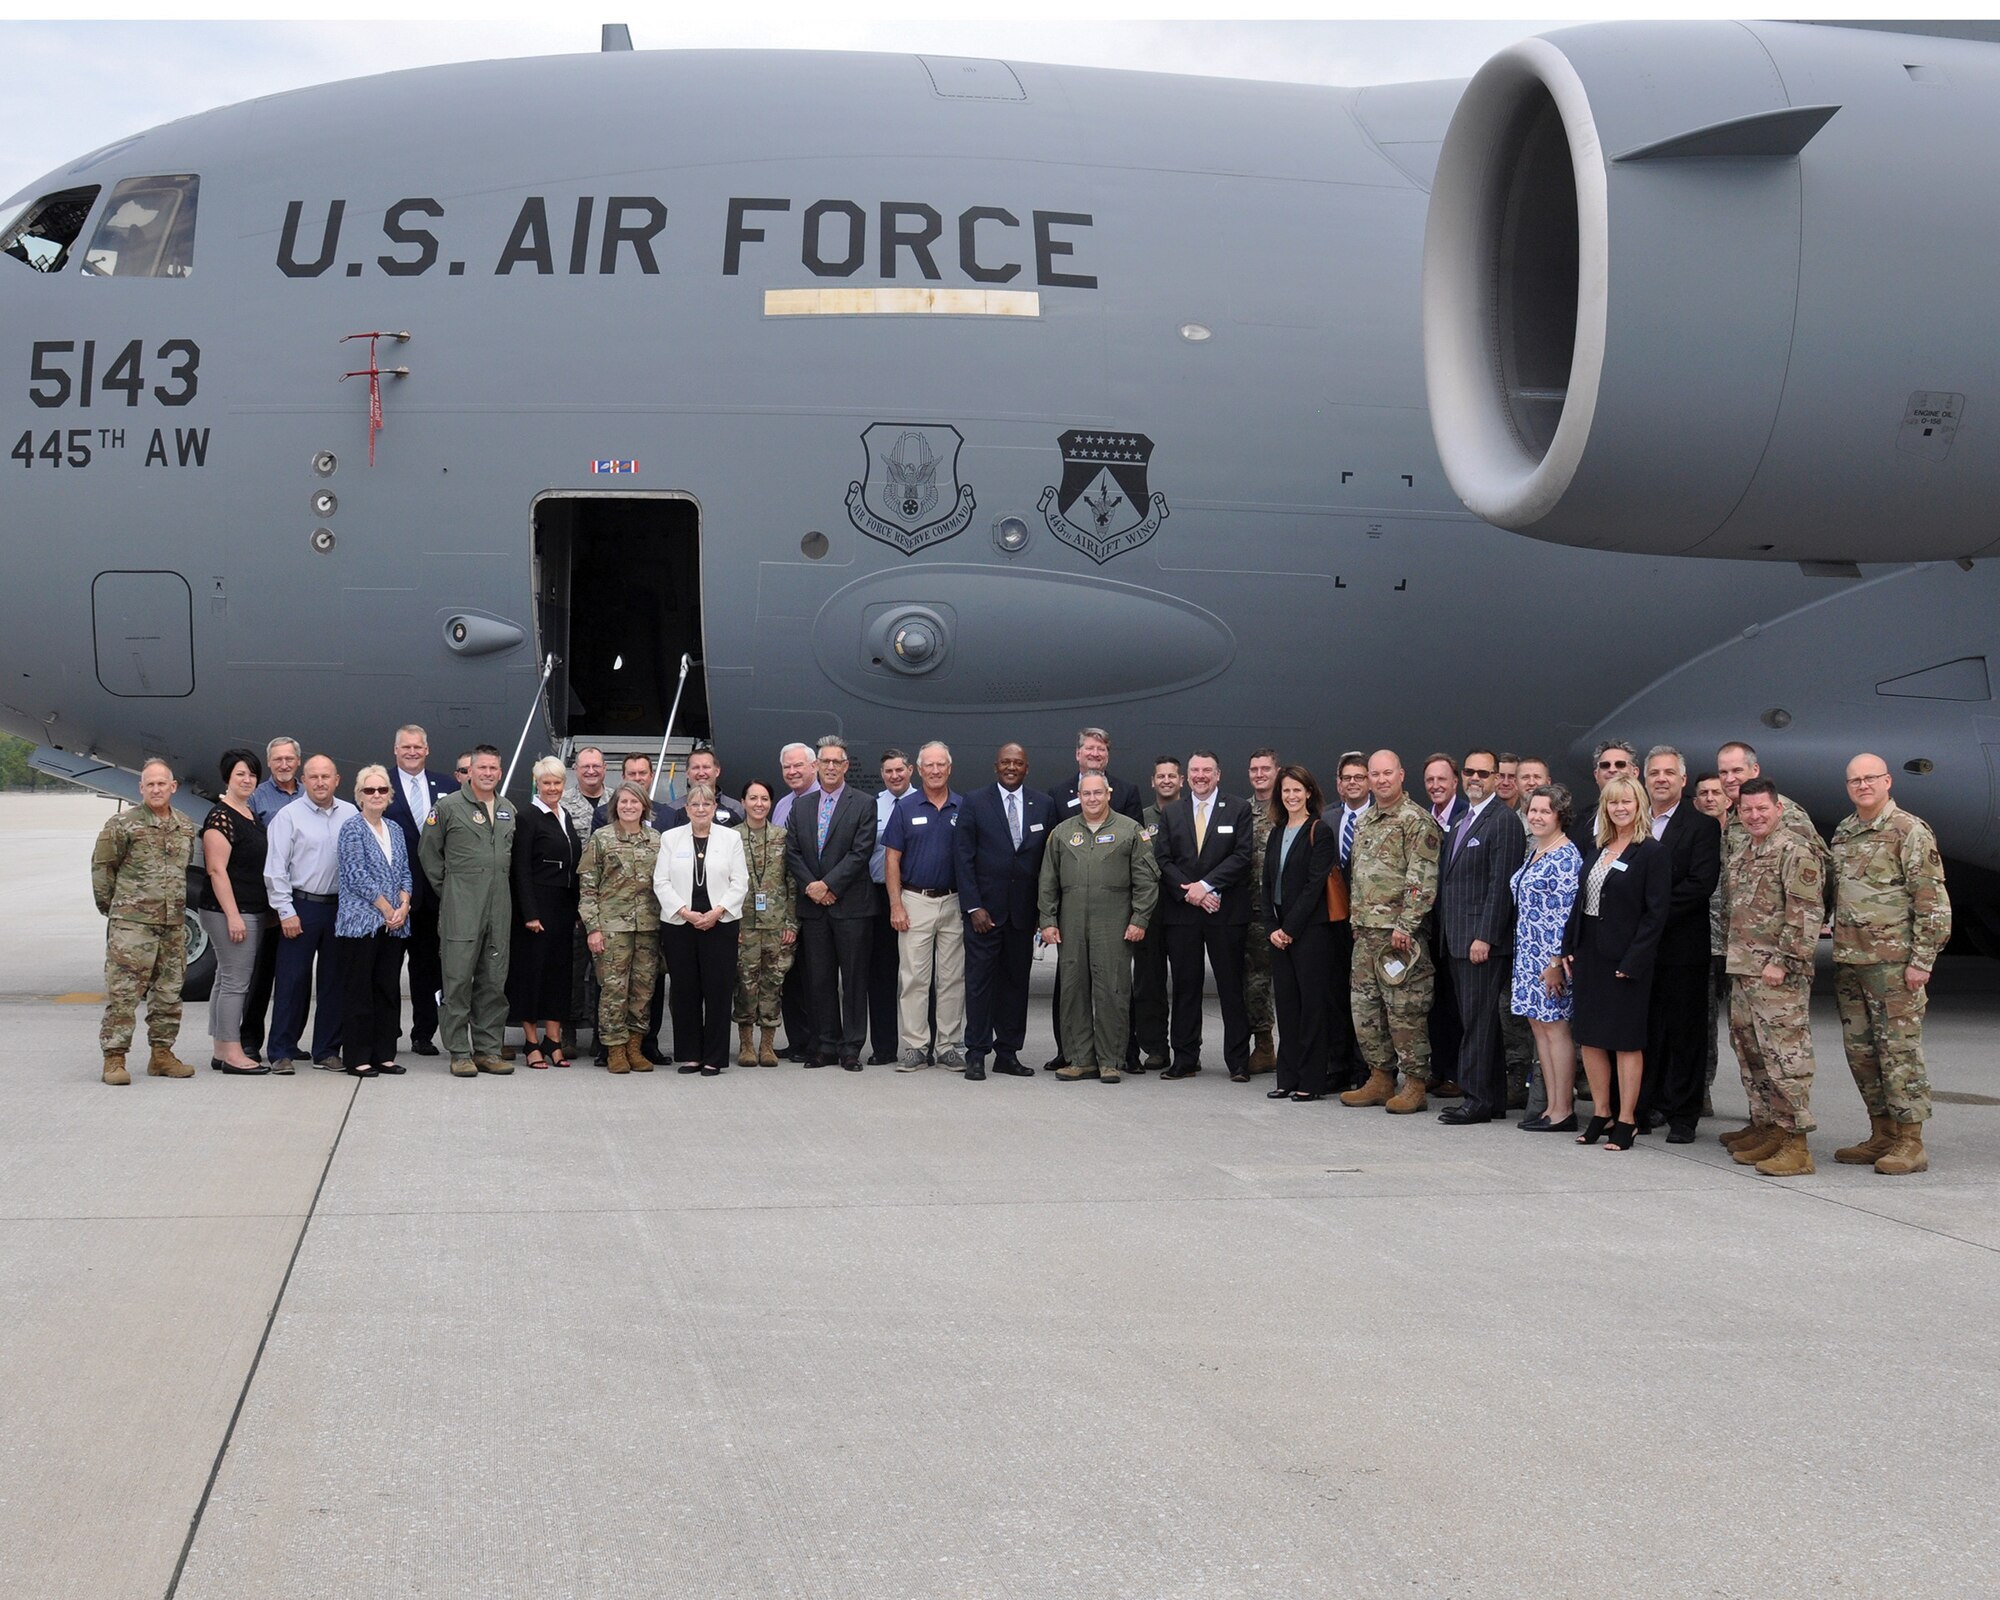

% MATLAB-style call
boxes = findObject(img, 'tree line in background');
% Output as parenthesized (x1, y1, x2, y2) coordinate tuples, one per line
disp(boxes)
(0, 735, 69, 791)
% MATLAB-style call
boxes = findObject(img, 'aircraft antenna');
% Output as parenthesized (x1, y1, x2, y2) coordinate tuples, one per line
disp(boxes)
(601, 24, 633, 52)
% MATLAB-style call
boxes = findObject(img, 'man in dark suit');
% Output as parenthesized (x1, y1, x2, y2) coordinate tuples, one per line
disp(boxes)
(385, 723, 459, 1055)
(1435, 749, 1527, 1124)
(1043, 726, 1146, 1069)
(1421, 751, 1470, 1096)
(1154, 750, 1258, 1080)
(1128, 756, 1182, 1071)
(657, 742, 746, 829)
(1326, 752, 1373, 1089)
(953, 742, 1051, 1080)
(784, 736, 877, 1069)
(1638, 744, 1723, 1141)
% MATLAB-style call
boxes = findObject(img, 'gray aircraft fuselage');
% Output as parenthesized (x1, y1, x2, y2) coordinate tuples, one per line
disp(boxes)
(3, 45, 1996, 866)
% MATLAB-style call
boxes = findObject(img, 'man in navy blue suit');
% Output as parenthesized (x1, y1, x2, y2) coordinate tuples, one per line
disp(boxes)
(1421, 751, 1470, 1096)
(385, 723, 459, 1055)
(954, 742, 1053, 1080)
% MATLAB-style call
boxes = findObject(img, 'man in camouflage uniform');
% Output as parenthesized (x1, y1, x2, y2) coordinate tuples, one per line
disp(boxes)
(1721, 779, 1826, 1176)
(1717, 739, 1829, 877)
(578, 780, 661, 1074)
(419, 744, 516, 1076)
(1828, 754, 1950, 1176)
(1039, 774, 1158, 1082)
(1340, 750, 1442, 1114)
(734, 782, 797, 1066)
(92, 759, 199, 1084)
(1241, 749, 1280, 1074)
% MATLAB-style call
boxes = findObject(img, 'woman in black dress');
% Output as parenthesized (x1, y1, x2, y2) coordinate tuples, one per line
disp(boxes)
(1262, 765, 1341, 1102)
(507, 757, 583, 1068)
(199, 747, 272, 1075)
(1562, 774, 1670, 1150)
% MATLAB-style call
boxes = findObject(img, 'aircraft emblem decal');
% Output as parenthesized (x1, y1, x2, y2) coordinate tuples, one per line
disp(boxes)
(1038, 430, 1169, 563)
(846, 423, 977, 554)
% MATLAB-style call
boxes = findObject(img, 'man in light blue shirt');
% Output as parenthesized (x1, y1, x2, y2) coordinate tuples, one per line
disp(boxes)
(262, 754, 358, 1071)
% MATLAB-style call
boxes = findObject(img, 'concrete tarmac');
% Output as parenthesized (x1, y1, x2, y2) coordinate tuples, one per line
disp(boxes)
(3, 794, 1996, 1599)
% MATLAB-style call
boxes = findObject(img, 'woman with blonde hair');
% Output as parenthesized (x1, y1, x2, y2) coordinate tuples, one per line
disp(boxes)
(1562, 774, 1671, 1150)
(507, 755, 583, 1068)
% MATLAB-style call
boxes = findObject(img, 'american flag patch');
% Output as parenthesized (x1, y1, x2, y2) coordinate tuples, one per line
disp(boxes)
(592, 460, 639, 475)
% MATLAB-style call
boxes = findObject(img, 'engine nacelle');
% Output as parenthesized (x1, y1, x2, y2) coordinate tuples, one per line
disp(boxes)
(1423, 21, 2000, 562)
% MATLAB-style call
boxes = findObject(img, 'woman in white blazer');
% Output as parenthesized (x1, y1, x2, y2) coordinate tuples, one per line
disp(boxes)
(653, 785, 749, 1074)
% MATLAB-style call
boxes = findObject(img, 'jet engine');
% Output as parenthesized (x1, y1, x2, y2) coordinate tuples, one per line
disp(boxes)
(1422, 21, 2000, 562)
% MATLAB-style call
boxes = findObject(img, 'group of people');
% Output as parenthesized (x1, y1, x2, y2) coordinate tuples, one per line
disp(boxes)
(90, 724, 1950, 1176)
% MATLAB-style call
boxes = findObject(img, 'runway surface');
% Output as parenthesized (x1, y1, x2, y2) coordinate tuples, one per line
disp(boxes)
(4, 793, 1996, 1599)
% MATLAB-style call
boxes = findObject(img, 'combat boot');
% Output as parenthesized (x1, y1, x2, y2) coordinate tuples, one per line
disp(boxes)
(736, 1024, 756, 1067)
(1719, 1122, 1762, 1150)
(1835, 1113, 1898, 1165)
(147, 1044, 195, 1078)
(1754, 1131, 1816, 1177)
(628, 1044, 653, 1072)
(102, 1053, 130, 1086)
(1248, 1030, 1276, 1074)
(1340, 1069, 1395, 1107)
(1385, 1075, 1429, 1114)
(758, 1027, 779, 1067)
(605, 1040, 631, 1074)
(1731, 1126, 1787, 1165)
(1874, 1125, 1929, 1175)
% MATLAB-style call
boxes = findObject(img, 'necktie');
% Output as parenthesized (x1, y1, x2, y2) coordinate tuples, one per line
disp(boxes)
(1006, 788, 1020, 848)
(818, 792, 835, 850)
(1340, 808, 1356, 867)
(1194, 799, 1208, 851)
(1451, 811, 1471, 860)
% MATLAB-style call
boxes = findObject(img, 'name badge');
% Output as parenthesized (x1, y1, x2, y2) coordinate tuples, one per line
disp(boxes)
(912, 815, 928, 826)
(1216, 824, 1234, 834)
(496, 809, 512, 821)
(1610, 859, 1629, 872)
(1029, 822, 1044, 833)
(1096, 832, 1115, 844)
(1066, 796, 1081, 808)
(755, 890, 768, 913)
(676, 847, 693, 858)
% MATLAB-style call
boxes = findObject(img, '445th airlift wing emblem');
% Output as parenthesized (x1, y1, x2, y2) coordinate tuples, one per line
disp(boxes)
(1038, 429, 1170, 563)
(846, 423, 977, 554)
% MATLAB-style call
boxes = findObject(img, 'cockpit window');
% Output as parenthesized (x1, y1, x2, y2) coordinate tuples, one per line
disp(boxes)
(0, 185, 101, 273)
(82, 175, 198, 278)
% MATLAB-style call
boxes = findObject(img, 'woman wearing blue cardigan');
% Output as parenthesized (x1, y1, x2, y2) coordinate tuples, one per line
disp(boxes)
(336, 764, 414, 1077)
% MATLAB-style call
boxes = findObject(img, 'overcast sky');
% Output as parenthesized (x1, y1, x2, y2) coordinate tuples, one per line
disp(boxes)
(0, 20, 1571, 205)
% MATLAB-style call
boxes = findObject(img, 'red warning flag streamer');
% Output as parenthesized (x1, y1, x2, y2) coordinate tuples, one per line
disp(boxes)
(339, 332, 409, 467)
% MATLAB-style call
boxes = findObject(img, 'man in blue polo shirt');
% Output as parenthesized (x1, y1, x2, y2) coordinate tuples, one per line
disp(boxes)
(883, 741, 965, 1071)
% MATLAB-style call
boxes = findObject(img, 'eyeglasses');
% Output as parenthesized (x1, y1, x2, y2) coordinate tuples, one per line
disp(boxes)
(358, 785, 390, 795)
(1460, 766, 1494, 779)
(454, 768, 471, 777)
(1847, 773, 1891, 787)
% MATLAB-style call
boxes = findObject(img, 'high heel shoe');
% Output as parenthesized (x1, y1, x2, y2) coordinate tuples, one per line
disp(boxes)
(1605, 1120, 1638, 1151)
(1576, 1115, 1612, 1145)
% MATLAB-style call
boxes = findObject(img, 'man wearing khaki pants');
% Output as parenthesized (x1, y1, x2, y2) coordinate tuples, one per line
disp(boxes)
(884, 741, 967, 1071)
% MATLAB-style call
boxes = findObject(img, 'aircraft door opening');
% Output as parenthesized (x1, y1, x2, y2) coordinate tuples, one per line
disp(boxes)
(533, 494, 710, 743)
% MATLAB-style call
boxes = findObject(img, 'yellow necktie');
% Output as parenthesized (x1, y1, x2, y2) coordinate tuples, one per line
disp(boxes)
(1194, 801, 1208, 851)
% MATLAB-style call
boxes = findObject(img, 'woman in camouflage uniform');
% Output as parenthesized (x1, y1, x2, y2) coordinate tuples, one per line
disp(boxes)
(733, 778, 797, 1065)
(578, 781, 662, 1074)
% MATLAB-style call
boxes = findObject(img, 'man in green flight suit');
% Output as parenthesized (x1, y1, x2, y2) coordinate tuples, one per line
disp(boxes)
(419, 743, 516, 1076)
(1038, 773, 1158, 1082)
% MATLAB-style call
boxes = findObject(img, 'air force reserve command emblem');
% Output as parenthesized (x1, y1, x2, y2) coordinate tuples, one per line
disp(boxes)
(1038, 430, 1169, 563)
(846, 424, 977, 554)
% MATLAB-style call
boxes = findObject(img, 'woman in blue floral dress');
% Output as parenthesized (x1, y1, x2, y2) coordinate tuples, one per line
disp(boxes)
(1510, 784, 1581, 1131)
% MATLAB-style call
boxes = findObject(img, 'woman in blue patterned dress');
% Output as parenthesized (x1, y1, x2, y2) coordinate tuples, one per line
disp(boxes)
(1510, 784, 1581, 1131)
(335, 765, 413, 1077)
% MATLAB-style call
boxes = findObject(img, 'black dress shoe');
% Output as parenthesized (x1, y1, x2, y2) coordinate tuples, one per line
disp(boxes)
(1229, 1071, 1251, 1083)
(699, 1065, 721, 1076)
(677, 1063, 701, 1074)
(1665, 1123, 1697, 1144)
(639, 1041, 666, 1065)
(1043, 1055, 1066, 1073)
(411, 1039, 440, 1057)
(841, 1056, 863, 1071)
(1161, 1063, 1201, 1080)
(1266, 1087, 1291, 1099)
(373, 1062, 406, 1075)
(1438, 1106, 1495, 1125)
(991, 1061, 1033, 1077)
(801, 1055, 826, 1068)
(781, 1047, 807, 1063)
(212, 1059, 270, 1075)
(1521, 1112, 1578, 1132)
(964, 1062, 986, 1080)
(867, 1053, 897, 1066)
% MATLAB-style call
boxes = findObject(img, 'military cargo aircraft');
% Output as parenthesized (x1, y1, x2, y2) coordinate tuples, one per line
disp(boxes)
(5, 20, 1999, 996)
